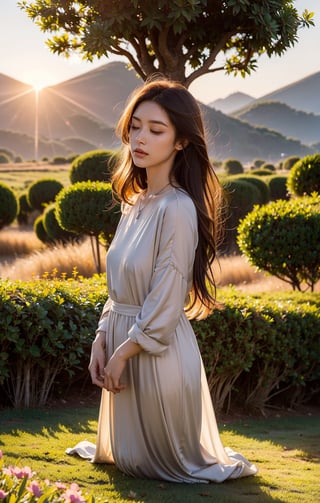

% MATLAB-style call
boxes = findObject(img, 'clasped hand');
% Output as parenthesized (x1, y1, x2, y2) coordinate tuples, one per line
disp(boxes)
(88, 335, 127, 394)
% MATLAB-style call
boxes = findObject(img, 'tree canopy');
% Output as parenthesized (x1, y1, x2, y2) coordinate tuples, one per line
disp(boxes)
(19, 0, 314, 87)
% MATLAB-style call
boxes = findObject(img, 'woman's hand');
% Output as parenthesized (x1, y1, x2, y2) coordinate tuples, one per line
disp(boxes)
(104, 339, 143, 394)
(88, 331, 107, 388)
(103, 351, 127, 394)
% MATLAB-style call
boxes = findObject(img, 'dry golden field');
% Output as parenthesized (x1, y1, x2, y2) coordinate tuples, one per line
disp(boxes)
(0, 162, 318, 292)
(1, 226, 313, 293)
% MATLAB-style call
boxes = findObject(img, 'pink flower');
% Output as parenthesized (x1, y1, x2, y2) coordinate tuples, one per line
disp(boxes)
(0, 450, 3, 459)
(4, 465, 34, 479)
(0, 490, 8, 500)
(55, 482, 67, 490)
(61, 483, 85, 503)
(27, 480, 43, 497)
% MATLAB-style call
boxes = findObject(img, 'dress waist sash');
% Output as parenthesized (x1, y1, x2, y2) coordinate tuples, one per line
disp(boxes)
(110, 300, 141, 316)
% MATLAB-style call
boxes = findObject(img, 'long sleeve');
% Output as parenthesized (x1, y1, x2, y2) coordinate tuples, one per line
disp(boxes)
(96, 297, 112, 334)
(128, 191, 198, 355)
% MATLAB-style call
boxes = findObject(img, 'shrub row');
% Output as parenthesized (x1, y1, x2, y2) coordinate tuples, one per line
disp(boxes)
(0, 279, 319, 412)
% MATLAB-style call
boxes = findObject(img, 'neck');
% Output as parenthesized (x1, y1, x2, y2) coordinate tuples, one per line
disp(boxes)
(146, 174, 171, 196)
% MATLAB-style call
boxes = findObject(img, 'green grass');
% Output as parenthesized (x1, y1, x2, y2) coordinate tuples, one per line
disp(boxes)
(1, 405, 319, 502)
(0, 164, 71, 194)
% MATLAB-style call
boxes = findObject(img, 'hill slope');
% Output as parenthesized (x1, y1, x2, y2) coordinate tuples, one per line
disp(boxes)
(234, 101, 320, 145)
(209, 92, 254, 114)
(0, 62, 315, 161)
(256, 71, 320, 114)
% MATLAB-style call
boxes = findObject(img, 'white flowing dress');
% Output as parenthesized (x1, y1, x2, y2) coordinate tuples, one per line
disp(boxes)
(67, 186, 257, 483)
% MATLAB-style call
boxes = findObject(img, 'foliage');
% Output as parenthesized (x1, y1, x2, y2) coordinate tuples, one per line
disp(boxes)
(17, 193, 33, 226)
(0, 278, 319, 412)
(0, 278, 106, 407)
(267, 175, 289, 201)
(252, 158, 265, 168)
(287, 153, 320, 196)
(249, 168, 274, 176)
(195, 290, 320, 411)
(0, 450, 94, 503)
(283, 155, 300, 171)
(0, 154, 10, 164)
(70, 149, 118, 184)
(55, 181, 120, 272)
(260, 162, 275, 171)
(220, 178, 262, 254)
(237, 195, 320, 291)
(0, 183, 19, 230)
(230, 174, 270, 204)
(51, 155, 69, 165)
(43, 204, 82, 245)
(33, 215, 52, 245)
(222, 158, 243, 175)
(27, 179, 64, 213)
(19, 1, 314, 87)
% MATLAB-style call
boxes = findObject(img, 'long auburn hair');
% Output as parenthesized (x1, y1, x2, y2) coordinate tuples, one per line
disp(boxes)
(112, 78, 224, 320)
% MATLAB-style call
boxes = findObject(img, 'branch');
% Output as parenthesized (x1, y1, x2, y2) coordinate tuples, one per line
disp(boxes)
(107, 42, 147, 81)
(185, 32, 234, 87)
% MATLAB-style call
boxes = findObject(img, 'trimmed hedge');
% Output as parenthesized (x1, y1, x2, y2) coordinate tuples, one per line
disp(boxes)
(287, 153, 320, 196)
(238, 195, 320, 291)
(0, 279, 319, 411)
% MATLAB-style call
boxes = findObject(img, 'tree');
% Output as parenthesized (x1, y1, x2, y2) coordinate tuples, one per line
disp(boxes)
(19, 1, 314, 87)
(55, 181, 120, 273)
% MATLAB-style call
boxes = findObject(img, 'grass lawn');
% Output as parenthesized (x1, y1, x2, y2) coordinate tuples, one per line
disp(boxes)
(1, 404, 319, 503)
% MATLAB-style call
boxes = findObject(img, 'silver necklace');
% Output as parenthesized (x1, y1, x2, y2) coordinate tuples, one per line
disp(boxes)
(136, 183, 171, 220)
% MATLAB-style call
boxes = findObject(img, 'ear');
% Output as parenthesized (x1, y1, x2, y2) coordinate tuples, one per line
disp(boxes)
(175, 139, 189, 151)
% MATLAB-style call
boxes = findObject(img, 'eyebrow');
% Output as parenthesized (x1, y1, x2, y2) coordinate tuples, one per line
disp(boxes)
(131, 115, 168, 127)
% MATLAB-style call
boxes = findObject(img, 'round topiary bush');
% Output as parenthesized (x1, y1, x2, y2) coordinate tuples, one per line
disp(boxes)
(261, 162, 276, 172)
(34, 215, 52, 244)
(267, 175, 289, 201)
(250, 168, 274, 176)
(17, 193, 33, 225)
(70, 149, 118, 184)
(282, 156, 300, 171)
(237, 195, 320, 291)
(0, 153, 10, 164)
(0, 183, 19, 229)
(55, 181, 120, 272)
(43, 204, 82, 245)
(222, 158, 244, 176)
(220, 178, 262, 253)
(252, 159, 265, 169)
(287, 153, 320, 196)
(27, 179, 64, 213)
(230, 175, 270, 204)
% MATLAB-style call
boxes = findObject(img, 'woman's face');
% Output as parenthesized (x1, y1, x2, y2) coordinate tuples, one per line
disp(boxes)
(129, 101, 182, 173)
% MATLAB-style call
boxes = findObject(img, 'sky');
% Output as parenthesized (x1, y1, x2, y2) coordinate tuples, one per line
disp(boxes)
(1, 0, 319, 104)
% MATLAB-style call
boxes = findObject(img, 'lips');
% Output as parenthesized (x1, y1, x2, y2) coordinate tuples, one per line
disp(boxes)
(134, 148, 148, 157)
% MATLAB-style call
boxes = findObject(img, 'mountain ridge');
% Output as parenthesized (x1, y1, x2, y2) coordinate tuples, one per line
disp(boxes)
(0, 62, 316, 162)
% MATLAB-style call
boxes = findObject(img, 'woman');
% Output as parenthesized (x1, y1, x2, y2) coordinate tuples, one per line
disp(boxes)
(73, 79, 257, 483)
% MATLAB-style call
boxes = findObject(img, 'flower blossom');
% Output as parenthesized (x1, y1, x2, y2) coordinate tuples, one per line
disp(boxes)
(27, 480, 43, 497)
(3, 465, 34, 479)
(0, 490, 8, 500)
(61, 483, 85, 503)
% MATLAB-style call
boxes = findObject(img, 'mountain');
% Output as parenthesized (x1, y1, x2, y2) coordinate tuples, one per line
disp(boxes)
(0, 62, 315, 162)
(209, 92, 254, 114)
(0, 62, 142, 143)
(257, 71, 320, 114)
(200, 105, 311, 162)
(233, 101, 320, 145)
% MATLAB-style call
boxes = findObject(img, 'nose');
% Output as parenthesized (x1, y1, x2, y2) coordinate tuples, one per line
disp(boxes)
(135, 130, 146, 145)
